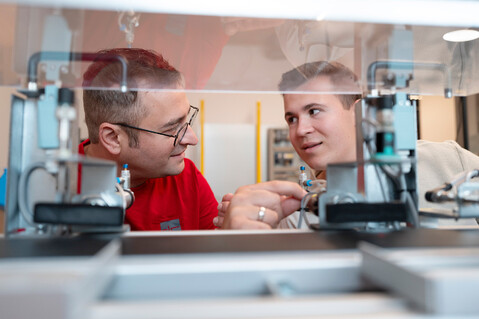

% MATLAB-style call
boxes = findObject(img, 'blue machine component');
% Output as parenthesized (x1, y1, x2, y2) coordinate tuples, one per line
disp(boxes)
(37, 85, 59, 149)
(0, 168, 6, 208)
(394, 92, 417, 151)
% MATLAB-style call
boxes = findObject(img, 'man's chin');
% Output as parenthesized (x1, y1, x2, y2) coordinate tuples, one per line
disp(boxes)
(304, 157, 327, 172)
(168, 160, 185, 176)
(299, 153, 321, 170)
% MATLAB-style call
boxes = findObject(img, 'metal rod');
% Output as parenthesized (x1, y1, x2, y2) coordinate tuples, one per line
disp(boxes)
(27, 51, 128, 92)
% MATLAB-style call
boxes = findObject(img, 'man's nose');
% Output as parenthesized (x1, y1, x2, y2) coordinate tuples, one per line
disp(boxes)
(180, 125, 198, 146)
(296, 117, 314, 136)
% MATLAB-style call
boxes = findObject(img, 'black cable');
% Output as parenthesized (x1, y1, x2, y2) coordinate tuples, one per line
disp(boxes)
(461, 96, 469, 150)
(456, 42, 466, 144)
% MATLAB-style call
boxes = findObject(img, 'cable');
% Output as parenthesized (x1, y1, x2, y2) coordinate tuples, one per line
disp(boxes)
(365, 140, 389, 201)
(18, 162, 48, 227)
(380, 164, 402, 191)
(465, 169, 479, 182)
(455, 42, 465, 143)
(297, 192, 321, 229)
(403, 190, 419, 228)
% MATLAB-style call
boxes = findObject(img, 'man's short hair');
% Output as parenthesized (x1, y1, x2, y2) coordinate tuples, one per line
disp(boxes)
(278, 61, 362, 109)
(83, 48, 184, 147)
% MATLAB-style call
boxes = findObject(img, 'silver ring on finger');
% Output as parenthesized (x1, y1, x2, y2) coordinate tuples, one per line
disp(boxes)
(257, 206, 266, 221)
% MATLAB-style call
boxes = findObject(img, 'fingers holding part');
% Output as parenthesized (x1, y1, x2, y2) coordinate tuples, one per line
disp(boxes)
(235, 181, 306, 200)
(213, 216, 224, 227)
(223, 205, 279, 229)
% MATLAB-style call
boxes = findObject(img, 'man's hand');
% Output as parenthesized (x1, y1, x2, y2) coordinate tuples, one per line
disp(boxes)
(221, 181, 307, 229)
(213, 193, 233, 227)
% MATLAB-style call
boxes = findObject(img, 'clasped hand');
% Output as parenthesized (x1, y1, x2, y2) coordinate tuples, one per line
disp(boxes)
(214, 181, 307, 229)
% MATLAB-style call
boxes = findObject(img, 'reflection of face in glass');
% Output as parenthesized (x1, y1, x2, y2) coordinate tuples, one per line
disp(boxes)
(283, 76, 357, 172)
(275, 20, 355, 67)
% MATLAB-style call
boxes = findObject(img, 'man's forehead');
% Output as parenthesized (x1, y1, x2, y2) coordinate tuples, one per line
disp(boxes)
(283, 78, 339, 103)
(136, 77, 183, 90)
(295, 76, 334, 92)
(139, 90, 189, 121)
(283, 85, 345, 114)
(291, 76, 359, 94)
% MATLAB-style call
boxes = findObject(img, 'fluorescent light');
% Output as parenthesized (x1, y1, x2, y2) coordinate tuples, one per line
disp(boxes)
(6, 0, 479, 28)
(443, 29, 479, 42)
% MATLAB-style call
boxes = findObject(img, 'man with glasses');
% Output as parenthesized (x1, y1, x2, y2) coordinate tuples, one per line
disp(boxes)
(80, 48, 218, 231)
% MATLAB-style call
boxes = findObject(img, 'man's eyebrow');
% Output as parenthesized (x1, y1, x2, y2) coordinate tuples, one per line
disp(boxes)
(284, 111, 294, 118)
(284, 103, 323, 118)
(303, 103, 323, 110)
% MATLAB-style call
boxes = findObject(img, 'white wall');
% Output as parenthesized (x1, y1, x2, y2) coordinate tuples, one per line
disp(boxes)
(186, 93, 286, 201)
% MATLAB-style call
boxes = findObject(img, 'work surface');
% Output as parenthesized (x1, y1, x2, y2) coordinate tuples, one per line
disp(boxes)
(1, 228, 479, 319)
(1, 228, 479, 258)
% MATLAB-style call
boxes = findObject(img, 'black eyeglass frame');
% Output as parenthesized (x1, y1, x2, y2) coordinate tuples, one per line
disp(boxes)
(113, 105, 199, 146)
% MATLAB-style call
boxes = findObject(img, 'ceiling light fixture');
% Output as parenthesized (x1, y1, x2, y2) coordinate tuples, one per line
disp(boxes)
(443, 29, 479, 42)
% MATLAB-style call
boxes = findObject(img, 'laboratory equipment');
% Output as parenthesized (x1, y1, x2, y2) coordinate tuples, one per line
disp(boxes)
(422, 169, 479, 219)
(5, 50, 133, 236)
(1, 2, 479, 318)
(119, 164, 131, 190)
(298, 165, 308, 190)
(267, 128, 303, 182)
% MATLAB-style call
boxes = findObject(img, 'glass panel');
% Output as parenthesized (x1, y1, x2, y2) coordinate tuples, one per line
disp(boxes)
(1, 3, 479, 96)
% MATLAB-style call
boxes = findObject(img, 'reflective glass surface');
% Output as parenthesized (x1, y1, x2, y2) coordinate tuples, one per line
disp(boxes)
(0, 2, 479, 96)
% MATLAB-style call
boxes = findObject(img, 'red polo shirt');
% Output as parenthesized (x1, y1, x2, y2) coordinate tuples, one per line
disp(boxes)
(79, 140, 218, 230)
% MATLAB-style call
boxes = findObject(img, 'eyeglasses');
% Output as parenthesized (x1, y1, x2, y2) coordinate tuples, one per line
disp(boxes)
(114, 105, 199, 146)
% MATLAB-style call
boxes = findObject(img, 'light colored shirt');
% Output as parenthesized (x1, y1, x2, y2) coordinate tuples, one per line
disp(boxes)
(280, 140, 479, 229)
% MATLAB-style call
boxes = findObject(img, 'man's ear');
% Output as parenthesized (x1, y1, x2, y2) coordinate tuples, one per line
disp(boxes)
(351, 99, 361, 111)
(98, 123, 123, 155)
(349, 99, 360, 117)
